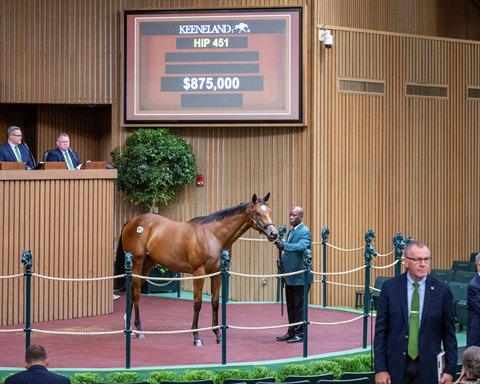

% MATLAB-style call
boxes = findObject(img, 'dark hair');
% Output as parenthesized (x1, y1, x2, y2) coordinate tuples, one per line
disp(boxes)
(25, 345, 48, 363)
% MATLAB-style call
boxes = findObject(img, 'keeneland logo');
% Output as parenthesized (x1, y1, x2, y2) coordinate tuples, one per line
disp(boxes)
(178, 23, 251, 34)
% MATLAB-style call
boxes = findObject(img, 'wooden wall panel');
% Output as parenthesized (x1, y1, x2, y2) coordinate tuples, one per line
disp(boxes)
(1, 0, 480, 311)
(311, 26, 480, 308)
(0, 171, 116, 326)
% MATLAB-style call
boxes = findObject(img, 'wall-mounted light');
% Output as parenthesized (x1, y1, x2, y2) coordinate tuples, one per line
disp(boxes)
(318, 29, 333, 49)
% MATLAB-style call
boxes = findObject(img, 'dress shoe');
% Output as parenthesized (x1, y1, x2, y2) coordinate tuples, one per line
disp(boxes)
(276, 333, 294, 341)
(287, 335, 303, 343)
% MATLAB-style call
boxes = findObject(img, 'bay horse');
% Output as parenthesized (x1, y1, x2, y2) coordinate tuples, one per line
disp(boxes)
(115, 193, 278, 346)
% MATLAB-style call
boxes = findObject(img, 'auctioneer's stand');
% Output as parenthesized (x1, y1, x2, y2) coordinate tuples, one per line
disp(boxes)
(0, 167, 117, 326)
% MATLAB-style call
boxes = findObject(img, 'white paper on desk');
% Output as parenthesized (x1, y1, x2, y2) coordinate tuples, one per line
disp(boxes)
(74, 163, 83, 170)
(437, 351, 446, 381)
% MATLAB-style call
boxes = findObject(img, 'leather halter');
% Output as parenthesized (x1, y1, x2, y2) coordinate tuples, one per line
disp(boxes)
(251, 210, 275, 237)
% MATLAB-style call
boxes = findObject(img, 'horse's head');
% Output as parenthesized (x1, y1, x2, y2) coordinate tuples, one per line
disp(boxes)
(249, 193, 278, 241)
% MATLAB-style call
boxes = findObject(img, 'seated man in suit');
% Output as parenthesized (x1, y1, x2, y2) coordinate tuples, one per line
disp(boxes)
(46, 133, 81, 169)
(0, 126, 36, 169)
(5, 344, 70, 384)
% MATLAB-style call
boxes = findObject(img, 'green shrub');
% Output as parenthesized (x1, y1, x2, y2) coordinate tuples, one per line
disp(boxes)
(104, 370, 141, 382)
(278, 360, 342, 380)
(148, 370, 180, 384)
(70, 372, 101, 384)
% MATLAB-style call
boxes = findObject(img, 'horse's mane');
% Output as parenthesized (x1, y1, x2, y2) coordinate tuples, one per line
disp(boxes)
(188, 201, 251, 225)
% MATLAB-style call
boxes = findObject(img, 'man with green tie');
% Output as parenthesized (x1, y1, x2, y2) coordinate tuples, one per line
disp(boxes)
(374, 241, 457, 384)
(45, 133, 81, 169)
(0, 125, 36, 169)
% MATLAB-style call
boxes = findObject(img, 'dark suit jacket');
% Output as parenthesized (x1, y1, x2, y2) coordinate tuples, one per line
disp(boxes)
(282, 222, 312, 286)
(5, 365, 70, 384)
(46, 148, 81, 168)
(467, 274, 480, 346)
(374, 273, 457, 384)
(0, 141, 35, 169)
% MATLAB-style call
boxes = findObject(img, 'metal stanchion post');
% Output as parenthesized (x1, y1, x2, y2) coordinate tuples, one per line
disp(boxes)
(21, 250, 33, 349)
(321, 227, 330, 307)
(303, 248, 312, 358)
(362, 230, 377, 349)
(221, 250, 230, 365)
(124, 252, 132, 369)
(393, 233, 406, 277)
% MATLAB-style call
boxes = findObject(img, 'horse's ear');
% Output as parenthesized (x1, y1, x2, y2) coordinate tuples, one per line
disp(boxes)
(252, 194, 258, 203)
(263, 192, 270, 202)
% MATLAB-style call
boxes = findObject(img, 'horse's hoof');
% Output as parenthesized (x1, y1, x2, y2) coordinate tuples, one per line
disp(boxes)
(216, 338, 222, 344)
(136, 333, 145, 339)
(193, 339, 204, 347)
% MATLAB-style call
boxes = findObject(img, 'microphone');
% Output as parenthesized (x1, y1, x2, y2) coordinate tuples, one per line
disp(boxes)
(22, 139, 37, 169)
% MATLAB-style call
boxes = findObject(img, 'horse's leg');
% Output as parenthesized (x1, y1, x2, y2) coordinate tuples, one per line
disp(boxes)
(210, 274, 222, 344)
(192, 277, 205, 346)
(132, 278, 145, 339)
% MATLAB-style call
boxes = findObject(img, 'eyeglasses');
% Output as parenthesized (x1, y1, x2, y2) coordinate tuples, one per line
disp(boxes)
(11, 134, 23, 137)
(405, 256, 431, 264)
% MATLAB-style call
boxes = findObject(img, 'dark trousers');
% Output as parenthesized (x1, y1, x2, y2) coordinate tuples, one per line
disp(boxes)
(285, 284, 310, 336)
(401, 357, 421, 384)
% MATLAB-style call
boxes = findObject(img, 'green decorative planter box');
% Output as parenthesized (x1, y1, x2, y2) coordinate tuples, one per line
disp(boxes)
(141, 266, 180, 295)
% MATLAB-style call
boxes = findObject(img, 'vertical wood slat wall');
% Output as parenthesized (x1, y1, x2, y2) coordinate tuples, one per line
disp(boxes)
(0, 0, 479, 311)
(311, 27, 480, 307)
(0, 171, 116, 326)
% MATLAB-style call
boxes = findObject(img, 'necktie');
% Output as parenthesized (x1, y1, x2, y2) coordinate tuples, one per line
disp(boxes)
(65, 150, 74, 170)
(286, 229, 294, 242)
(408, 282, 420, 359)
(14, 145, 22, 162)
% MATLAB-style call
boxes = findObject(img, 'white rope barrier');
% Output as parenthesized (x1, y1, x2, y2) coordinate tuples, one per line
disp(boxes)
(311, 265, 365, 275)
(229, 270, 303, 278)
(132, 325, 220, 335)
(0, 328, 24, 333)
(310, 314, 364, 326)
(31, 273, 124, 282)
(372, 259, 400, 269)
(132, 271, 220, 281)
(32, 328, 125, 335)
(325, 243, 364, 252)
(228, 321, 302, 331)
(323, 280, 364, 289)
(0, 273, 24, 279)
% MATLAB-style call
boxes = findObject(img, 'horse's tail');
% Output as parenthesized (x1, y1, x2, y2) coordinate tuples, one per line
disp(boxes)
(114, 221, 129, 291)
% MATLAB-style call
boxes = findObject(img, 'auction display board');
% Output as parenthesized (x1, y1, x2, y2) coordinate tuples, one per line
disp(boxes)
(124, 8, 302, 123)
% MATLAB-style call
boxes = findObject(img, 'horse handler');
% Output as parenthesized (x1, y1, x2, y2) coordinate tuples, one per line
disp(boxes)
(274, 206, 312, 344)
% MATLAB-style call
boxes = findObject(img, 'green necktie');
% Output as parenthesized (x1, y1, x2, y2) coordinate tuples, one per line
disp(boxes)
(65, 151, 74, 170)
(408, 282, 420, 359)
(14, 145, 22, 162)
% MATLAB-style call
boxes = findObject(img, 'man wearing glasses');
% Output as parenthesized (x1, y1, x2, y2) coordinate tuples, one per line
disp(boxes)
(0, 125, 36, 169)
(46, 133, 81, 170)
(374, 240, 457, 384)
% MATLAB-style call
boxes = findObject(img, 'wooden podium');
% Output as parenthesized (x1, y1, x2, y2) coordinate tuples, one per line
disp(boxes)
(0, 168, 117, 326)
(0, 162, 25, 170)
(40, 162, 67, 170)
(83, 161, 107, 169)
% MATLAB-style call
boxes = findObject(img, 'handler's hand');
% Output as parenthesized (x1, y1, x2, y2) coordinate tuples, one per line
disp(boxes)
(274, 240, 284, 250)
(375, 372, 391, 384)
(439, 372, 453, 384)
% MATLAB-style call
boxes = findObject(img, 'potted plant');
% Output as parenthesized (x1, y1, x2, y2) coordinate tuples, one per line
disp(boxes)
(111, 128, 197, 213)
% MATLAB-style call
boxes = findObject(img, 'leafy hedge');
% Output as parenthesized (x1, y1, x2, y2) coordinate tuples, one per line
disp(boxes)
(0, 354, 373, 384)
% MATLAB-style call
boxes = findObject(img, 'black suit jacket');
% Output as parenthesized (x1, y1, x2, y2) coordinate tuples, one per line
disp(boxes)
(46, 148, 81, 168)
(0, 141, 35, 169)
(374, 273, 457, 384)
(467, 274, 480, 346)
(5, 365, 70, 384)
